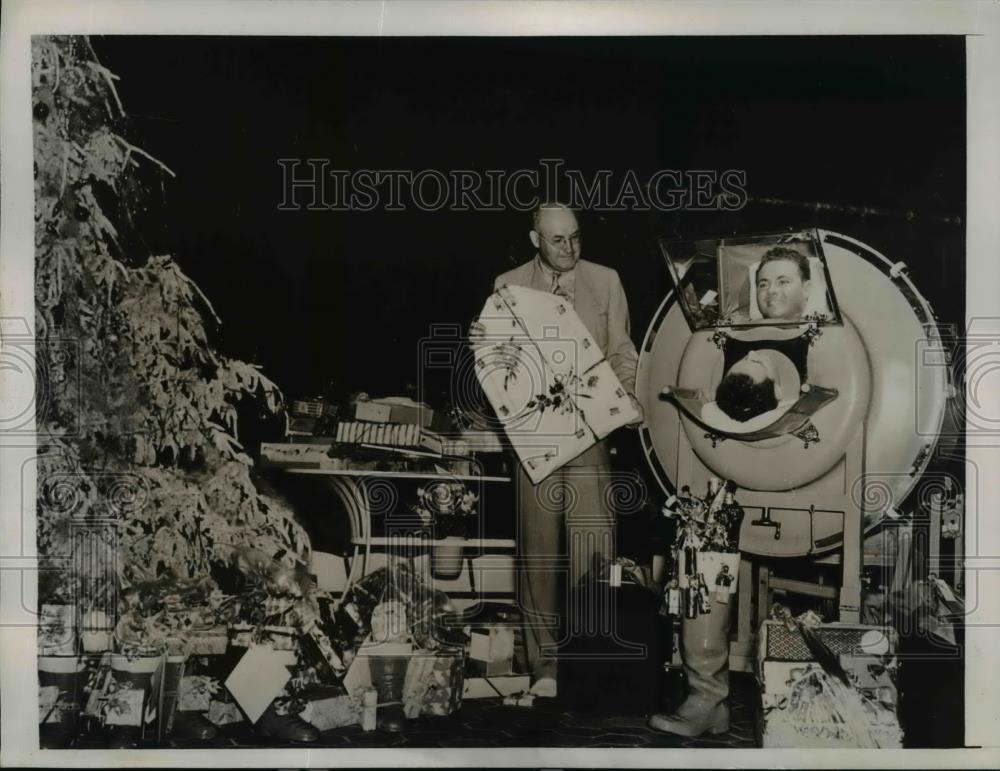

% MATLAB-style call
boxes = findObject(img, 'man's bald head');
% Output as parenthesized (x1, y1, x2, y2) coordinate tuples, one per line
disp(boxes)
(530, 202, 582, 273)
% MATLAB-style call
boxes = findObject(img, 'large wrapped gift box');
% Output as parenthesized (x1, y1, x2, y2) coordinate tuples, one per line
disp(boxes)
(468, 626, 515, 677)
(756, 620, 902, 748)
(403, 648, 465, 718)
(297, 685, 369, 731)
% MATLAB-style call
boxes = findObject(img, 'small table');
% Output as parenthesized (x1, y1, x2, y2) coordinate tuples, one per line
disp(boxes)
(262, 441, 513, 602)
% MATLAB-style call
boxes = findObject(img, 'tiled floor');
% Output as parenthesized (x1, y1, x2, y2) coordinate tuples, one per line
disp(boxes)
(68, 673, 757, 750)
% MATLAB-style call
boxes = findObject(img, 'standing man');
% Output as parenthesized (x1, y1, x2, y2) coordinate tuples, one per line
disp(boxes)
(470, 202, 642, 697)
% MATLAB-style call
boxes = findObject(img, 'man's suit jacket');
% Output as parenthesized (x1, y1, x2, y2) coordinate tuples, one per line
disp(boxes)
(494, 257, 639, 467)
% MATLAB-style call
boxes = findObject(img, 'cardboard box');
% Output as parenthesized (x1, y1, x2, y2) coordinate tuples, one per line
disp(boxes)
(288, 416, 317, 435)
(224, 645, 293, 724)
(391, 404, 432, 428)
(355, 401, 392, 423)
(468, 627, 514, 677)
(183, 627, 228, 655)
(291, 400, 331, 418)
(462, 674, 530, 699)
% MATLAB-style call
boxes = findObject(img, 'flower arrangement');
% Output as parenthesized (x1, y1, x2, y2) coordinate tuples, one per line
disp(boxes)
(525, 374, 582, 417)
(412, 480, 479, 539)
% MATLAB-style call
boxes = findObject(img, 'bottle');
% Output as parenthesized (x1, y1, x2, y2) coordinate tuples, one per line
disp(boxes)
(697, 573, 712, 613)
(684, 546, 697, 577)
(684, 583, 699, 618)
(667, 580, 682, 616)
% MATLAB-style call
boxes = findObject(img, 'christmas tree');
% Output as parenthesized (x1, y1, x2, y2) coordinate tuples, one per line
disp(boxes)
(32, 35, 310, 644)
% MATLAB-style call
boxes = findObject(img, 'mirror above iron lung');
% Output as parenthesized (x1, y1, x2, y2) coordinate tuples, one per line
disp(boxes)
(663, 230, 842, 331)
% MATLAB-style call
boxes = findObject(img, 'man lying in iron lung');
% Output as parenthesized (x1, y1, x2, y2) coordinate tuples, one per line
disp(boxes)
(714, 349, 784, 422)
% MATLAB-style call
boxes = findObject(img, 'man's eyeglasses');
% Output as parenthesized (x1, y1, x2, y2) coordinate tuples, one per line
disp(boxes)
(537, 232, 582, 252)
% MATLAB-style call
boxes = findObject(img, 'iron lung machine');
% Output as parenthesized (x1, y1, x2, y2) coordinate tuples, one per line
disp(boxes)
(635, 229, 954, 669)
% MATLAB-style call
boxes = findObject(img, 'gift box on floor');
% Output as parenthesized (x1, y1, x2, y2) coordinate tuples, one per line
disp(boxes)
(297, 685, 363, 730)
(207, 698, 244, 726)
(177, 675, 220, 712)
(403, 648, 465, 718)
(756, 620, 902, 748)
(468, 626, 515, 677)
(103, 688, 146, 726)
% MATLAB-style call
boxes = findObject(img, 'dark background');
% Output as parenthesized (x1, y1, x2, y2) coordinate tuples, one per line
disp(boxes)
(95, 35, 965, 404)
(92, 35, 966, 747)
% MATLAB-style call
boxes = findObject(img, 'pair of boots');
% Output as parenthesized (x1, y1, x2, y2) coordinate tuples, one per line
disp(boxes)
(649, 596, 732, 737)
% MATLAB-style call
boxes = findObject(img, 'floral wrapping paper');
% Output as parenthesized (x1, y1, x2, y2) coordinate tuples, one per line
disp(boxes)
(474, 285, 638, 484)
(102, 688, 146, 726)
(402, 649, 465, 718)
(297, 687, 365, 731)
(177, 675, 219, 712)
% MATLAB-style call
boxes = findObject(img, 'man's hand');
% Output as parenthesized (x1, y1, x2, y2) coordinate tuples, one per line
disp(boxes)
(626, 393, 645, 427)
(468, 319, 488, 352)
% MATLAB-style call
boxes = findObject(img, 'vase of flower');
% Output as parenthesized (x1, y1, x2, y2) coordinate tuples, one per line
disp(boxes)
(431, 536, 467, 581)
(413, 480, 478, 581)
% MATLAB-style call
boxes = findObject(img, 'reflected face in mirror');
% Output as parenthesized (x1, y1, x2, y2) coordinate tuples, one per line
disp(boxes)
(756, 257, 811, 321)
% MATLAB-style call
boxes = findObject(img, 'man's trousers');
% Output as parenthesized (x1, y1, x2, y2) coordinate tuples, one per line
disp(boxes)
(516, 463, 615, 681)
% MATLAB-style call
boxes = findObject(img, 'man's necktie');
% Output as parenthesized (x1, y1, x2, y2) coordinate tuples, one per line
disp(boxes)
(551, 272, 573, 305)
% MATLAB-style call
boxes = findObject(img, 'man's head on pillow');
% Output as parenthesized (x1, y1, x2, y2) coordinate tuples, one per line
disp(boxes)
(756, 246, 812, 321)
(715, 351, 781, 422)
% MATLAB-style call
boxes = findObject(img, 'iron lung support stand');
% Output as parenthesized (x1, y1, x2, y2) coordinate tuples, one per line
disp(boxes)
(674, 424, 867, 672)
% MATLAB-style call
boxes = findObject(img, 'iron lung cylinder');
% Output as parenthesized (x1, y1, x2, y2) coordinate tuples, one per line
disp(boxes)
(635, 230, 952, 554)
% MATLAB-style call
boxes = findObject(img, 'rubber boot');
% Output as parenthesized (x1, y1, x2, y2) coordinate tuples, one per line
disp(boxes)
(369, 655, 409, 732)
(649, 595, 732, 737)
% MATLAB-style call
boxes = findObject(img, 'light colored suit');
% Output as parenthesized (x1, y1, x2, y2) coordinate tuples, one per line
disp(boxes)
(493, 256, 640, 682)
